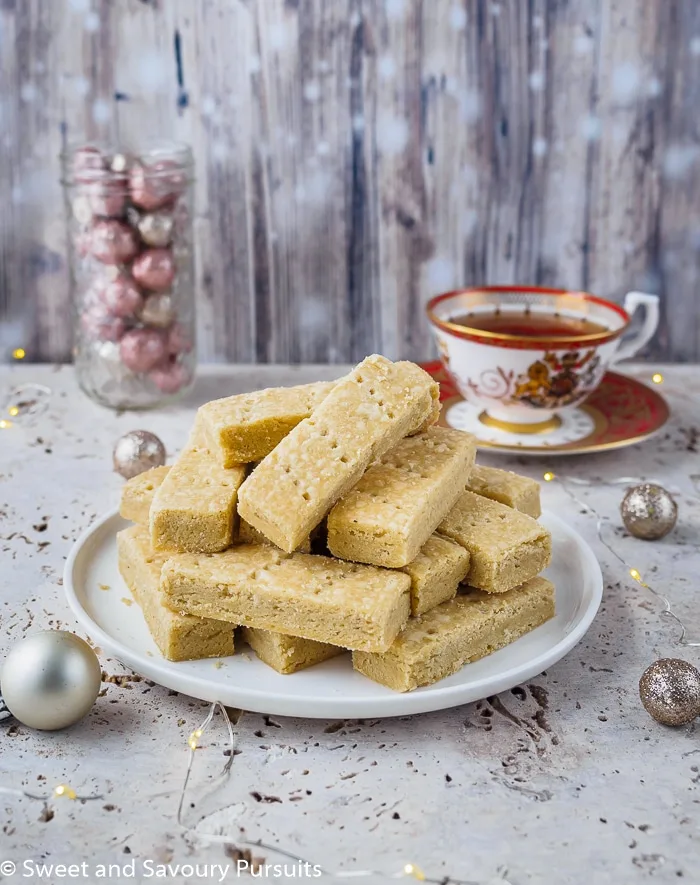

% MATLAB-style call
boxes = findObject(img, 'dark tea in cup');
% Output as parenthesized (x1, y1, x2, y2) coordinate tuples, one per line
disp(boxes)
(449, 311, 610, 339)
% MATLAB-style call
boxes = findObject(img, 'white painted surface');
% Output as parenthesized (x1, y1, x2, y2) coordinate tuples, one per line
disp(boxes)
(1, 364, 699, 884)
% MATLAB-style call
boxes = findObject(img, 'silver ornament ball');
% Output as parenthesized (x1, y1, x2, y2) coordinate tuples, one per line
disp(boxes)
(639, 658, 700, 726)
(621, 483, 678, 540)
(140, 293, 176, 329)
(113, 429, 166, 479)
(137, 211, 175, 248)
(1, 631, 101, 731)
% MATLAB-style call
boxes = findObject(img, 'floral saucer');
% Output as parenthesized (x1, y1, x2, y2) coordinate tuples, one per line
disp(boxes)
(421, 361, 670, 456)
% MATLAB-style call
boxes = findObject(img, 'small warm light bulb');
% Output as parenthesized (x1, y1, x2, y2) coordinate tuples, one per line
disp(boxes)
(543, 471, 555, 482)
(651, 373, 663, 385)
(403, 863, 426, 881)
(0, 419, 12, 430)
(8, 405, 19, 417)
(12, 348, 26, 360)
(53, 784, 77, 800)
(188, 728, 203, 750)
(629, 568, 642, 583)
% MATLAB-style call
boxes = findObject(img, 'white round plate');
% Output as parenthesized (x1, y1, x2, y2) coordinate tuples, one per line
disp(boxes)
(64, 510, 602, 719)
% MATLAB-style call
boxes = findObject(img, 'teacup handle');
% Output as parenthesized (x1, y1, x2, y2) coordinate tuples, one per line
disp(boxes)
(612, 292, 660, 363)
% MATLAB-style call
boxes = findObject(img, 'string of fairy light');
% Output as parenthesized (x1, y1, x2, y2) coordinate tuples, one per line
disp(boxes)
(0, 382, 52, 429)
(0, 348, 27, 429)
(0, 704, 490, 884)
(542, 469, 699, 647)
(0, 368, 666, 431)
(0, 784, 101, 802)
(0, 365, 681, 879)
(177, 705, 488, 884)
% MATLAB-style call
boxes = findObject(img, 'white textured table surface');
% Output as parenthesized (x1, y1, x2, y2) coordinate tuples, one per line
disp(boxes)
(1, 364, 699, 885)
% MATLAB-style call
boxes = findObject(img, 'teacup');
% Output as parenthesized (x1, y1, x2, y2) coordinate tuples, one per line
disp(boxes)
(426, 287, 659, 433)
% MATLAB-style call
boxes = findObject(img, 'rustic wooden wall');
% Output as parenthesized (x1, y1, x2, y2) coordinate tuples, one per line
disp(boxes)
(1, 0, 699, 364)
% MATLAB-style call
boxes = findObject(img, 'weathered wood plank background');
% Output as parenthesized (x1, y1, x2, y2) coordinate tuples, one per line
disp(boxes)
(1, 0, 699, 364)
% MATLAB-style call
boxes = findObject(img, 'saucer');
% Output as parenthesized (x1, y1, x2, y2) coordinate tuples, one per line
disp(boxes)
(421, 361, 669, 456)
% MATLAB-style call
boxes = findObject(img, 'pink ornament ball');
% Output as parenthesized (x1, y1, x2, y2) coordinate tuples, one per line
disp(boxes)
(91, 220, 139, 265)
(167, 323, 194, 355)
(99, 274, 143, 318)
(73, 146, 105, 184)
(149, 361, 191, 394)
(132, 248, 176, 292)
(80, 305, 126, 342)
(119, 328, 168, 373)
(129, 160, 186, 211)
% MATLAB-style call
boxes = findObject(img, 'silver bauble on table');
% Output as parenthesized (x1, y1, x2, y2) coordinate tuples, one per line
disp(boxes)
(113, 429, 166, 479)
(620, 483, 678, 540)
(1, 631, 101, 731)
(639, 659, 700, 726)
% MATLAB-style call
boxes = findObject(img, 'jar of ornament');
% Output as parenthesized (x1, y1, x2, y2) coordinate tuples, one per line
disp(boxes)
(62, 141, 196, 409)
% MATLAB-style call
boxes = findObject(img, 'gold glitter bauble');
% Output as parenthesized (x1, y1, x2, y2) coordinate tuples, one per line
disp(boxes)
(620, 483, 677, 540)
(639, 659, 700, 726)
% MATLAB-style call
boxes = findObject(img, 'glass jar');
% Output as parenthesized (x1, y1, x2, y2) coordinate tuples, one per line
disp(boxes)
(61, 141, 196, 409)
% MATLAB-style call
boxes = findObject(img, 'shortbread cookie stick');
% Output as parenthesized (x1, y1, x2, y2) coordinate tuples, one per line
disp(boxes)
(242, 628, 342, 674)
(467, 465, 541, 518)
(327, 427, 476, 567)
(237, 356, 441, 552)
(353, 576, 555, 692)
(150, 422, 246, 554)
(238, 517, 312, 553)
(402, 534, 471, 616)
(438, 490, 551, 593)
(120, 466, 171, 524)
(117, 526, 234, 662)
(118, 466, 305, 551)
(198, 382, 336, 468)
(161, 544, 411, 652)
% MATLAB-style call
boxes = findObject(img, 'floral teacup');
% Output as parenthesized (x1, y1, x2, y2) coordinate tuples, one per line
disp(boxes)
(426, 287, 659, 433)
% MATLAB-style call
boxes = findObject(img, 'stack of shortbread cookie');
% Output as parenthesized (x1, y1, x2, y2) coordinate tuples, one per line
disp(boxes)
(118, 355, 554, 692)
